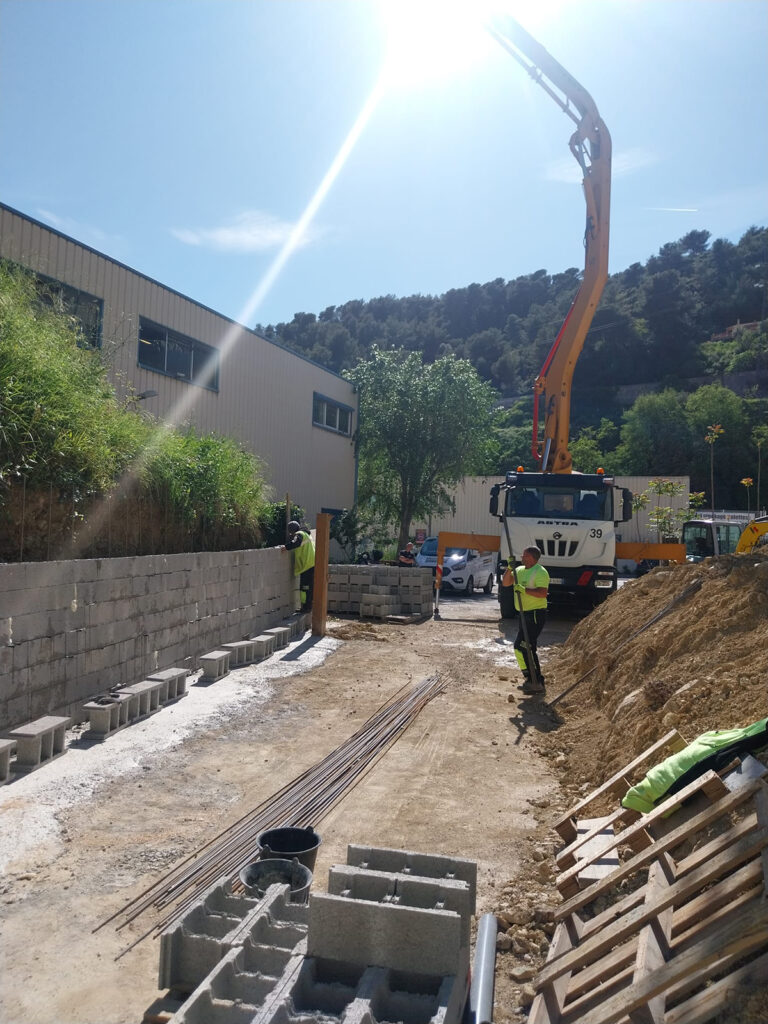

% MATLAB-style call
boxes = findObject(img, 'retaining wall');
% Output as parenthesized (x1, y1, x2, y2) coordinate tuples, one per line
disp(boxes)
(0, 548, 297, 732)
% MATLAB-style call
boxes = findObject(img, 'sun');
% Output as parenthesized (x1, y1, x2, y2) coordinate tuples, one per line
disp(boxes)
(376, 0, 494, 90)
(375, 0, 569, 91)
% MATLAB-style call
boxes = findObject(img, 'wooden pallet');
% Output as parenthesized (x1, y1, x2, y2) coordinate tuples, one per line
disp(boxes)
(529, 744, 768, 1024)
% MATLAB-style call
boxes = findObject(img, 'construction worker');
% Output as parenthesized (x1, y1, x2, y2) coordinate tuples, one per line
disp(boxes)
(398, 542, 417, 567)
(282, 521, 315, 611)
(501, 545, 549, 694)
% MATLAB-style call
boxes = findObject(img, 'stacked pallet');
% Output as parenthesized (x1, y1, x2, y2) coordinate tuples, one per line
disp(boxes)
(529, 729, 768, 1023)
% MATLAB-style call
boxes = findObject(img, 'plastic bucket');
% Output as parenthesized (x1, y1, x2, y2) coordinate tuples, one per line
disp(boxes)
(239, 857, 313, 903)
(257, 825, 321, 872)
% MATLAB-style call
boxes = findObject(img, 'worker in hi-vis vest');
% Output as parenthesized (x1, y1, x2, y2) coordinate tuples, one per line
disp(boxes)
(501, 545, 549, 694)
(282, 520, 316, 611)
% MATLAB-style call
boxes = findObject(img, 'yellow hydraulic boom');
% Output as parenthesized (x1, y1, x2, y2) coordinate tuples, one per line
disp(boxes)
(487, 17, 611, 474)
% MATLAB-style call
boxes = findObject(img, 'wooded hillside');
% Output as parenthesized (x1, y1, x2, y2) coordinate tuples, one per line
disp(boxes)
(259, 227, 767, 507)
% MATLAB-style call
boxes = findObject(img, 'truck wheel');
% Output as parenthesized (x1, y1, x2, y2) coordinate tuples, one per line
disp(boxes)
(464, 575, 474, 595)
(498, 586, 517, 619)
(483, 575, 494, 594)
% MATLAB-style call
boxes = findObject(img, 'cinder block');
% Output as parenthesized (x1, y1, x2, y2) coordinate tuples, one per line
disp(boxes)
(147, 667, 189, 699)
(8, 715, 70, 773)
(346, 845, 476, 908)
(308, 893, 463, 976)
(82, 695, 123, 738)
(0, 738, 15, 783)
(261, 626, 290, 649)
(250, 634, 276, 659)
(220, 640, 256, 666)
(199, 650, 231, 682)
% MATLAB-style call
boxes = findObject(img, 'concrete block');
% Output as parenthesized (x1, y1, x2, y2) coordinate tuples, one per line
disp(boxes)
(119, 679, 164, 716)
(308, 893, 463, 976)
(0, 738, 15, 783)
(262, 626, 290, 650)
(250, 634, 276, 659)
(327, 866, 474, 934)
(199, 650, 231, 682)
(82, 695, 123, 738)
(346, 846, 476, 908)
(147, 667, 189, 699)
(8, 715, 70, 773)
(220, 640, 256, 667)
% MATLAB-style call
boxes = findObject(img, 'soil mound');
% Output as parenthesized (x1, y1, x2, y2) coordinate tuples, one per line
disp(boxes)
(544, 552, 768, 786)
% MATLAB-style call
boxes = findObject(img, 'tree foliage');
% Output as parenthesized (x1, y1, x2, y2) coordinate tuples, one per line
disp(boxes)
(346, 349, 497, 546)
(0, 259, 271, 551)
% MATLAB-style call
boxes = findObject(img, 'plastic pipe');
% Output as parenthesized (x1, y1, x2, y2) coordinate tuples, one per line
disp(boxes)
(470, 913, 498, 1024)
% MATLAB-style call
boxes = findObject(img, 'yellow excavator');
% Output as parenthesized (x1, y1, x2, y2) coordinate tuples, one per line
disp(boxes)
(682, 514, 768, 561)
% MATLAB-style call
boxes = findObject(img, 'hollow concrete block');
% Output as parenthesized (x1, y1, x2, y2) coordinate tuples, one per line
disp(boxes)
(0, 738, 15, 783)
(8, 715, 70, 773)
(199, 651, 231, 682)
(307, 893, 463, 977)
(147, 667, 189, 700)
(261, 626, 290, 650)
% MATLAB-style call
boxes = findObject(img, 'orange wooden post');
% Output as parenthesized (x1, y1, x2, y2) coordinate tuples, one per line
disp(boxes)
(312, 513, 330, 637)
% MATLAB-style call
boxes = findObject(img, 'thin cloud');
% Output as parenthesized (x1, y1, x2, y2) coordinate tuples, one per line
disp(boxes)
(644, 206, 699, 213)
(36, 208, 115, 247)
(171, 210, 321, 253)
(545, 146, 658, 183)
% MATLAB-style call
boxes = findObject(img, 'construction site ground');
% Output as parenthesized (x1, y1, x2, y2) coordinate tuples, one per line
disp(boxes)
(1, 553, 767, 1024)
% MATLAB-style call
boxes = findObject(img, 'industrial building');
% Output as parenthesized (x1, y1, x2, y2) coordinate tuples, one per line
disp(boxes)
(0, 202, 357, 524)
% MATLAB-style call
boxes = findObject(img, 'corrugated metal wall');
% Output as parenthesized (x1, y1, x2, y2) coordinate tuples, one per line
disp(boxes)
(0, 204, 356, 522)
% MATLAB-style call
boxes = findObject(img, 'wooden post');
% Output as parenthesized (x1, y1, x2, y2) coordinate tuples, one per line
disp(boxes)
(312, 513, 330, 637)
(285, 493, 291, 543)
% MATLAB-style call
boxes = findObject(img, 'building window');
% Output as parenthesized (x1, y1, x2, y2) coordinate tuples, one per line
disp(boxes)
(34, 274, 103, 349)
(138, 318, 219, 391)
(312, 393, 352, 436)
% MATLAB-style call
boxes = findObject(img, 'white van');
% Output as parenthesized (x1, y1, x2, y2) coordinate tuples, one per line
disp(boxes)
(415, 537, 497, 594)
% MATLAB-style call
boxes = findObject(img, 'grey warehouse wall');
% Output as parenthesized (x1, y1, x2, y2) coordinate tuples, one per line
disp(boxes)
(0, 549, 297, 732)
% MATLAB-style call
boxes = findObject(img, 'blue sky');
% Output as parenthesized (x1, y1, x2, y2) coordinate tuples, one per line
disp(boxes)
(1, 0, 766, 330)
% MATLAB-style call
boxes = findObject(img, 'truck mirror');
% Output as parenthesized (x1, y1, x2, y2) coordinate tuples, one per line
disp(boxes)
(622, 488, 633, 523)
(489, 484, 500, 517)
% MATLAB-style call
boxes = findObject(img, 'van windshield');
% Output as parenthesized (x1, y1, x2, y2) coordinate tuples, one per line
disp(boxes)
(418, 539, 468, 558)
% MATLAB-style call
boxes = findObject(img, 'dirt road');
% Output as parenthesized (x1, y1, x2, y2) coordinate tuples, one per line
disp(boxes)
(0, 592, 578, 1024)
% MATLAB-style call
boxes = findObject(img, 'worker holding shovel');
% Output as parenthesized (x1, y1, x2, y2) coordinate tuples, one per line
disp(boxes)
(501, 545, 549, 695)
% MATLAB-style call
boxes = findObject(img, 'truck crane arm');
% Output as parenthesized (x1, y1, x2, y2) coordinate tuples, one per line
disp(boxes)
(486, 17, 612, 474)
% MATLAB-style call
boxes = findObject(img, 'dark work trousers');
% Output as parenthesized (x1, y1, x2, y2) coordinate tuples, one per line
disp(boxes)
(300, 567, 315, 611)
(514, 608, 547, 678)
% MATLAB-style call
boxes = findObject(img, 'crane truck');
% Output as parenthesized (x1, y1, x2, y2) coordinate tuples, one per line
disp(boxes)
(486, 15, 635, 615)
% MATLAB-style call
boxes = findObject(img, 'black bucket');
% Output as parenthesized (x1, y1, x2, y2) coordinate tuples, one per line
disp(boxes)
(257, 825, 321, 872)
(239, 857, 313, 903)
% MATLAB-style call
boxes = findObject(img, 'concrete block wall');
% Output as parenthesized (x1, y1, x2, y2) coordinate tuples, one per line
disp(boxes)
(0, 548, 297, 731)
(328, 566, 434, 619)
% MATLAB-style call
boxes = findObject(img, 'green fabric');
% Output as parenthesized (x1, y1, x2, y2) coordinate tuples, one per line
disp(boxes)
(292, 531, 315, 576)
(514, 563, 549, 611)
(621, 717, 768, 814)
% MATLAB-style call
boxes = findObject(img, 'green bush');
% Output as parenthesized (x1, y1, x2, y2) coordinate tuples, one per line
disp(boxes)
(0, 259, 272, 551)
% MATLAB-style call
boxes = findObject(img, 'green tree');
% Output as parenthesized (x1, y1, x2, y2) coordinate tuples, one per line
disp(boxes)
(617, 390, 693, 474)
(704, 423, 724, 511)
(346, 348, 497, 548)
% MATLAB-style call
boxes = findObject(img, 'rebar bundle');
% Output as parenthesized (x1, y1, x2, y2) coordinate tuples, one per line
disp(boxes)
(98, 673, 445, 952)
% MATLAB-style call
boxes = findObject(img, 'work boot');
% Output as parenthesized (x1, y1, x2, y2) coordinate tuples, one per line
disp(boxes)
(522, 680, 546, 695)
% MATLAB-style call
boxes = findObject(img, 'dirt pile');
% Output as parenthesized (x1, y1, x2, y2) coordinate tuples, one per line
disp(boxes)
(542, 552, 768, 787)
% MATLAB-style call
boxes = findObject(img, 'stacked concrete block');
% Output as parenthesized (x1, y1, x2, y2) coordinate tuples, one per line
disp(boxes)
(168, 846, 475, 1024)
(0, 546, 298, 731)
(327, 565, 434, 620)
(7, 715, 70, 774)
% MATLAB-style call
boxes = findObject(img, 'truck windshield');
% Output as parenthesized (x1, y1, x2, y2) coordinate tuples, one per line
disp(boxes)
(508, 487, 608, 520)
